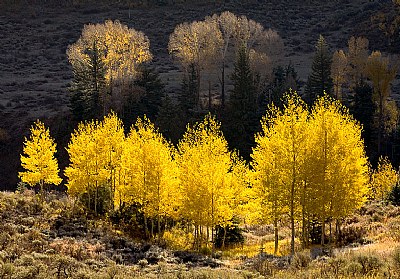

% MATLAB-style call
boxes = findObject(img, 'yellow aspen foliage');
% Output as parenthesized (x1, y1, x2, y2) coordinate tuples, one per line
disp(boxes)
(228, 152, 252, 221)
(168, 20, 223, 70)
(177, 114, 241, 251)
(65, 121, 96, 198)
(370, 156, 398, 200)
(65, 113, 124, 214)
(117, 116, 179, 236)
(19, 121, 62, 192)
(309, 95, 369, 244)
(96, 112, 125, 204)
(252, 92, 309, 255)
(68, 20, 152, 84)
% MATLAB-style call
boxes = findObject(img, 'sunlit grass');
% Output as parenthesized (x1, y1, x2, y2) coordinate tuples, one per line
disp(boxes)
(220, 239, 295, 260)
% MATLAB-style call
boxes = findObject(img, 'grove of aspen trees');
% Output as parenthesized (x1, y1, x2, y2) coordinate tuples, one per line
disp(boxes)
(17, 10, 400, 258)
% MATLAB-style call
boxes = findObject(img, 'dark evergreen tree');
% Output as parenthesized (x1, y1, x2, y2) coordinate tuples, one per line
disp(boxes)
(156, 93, 185, 144)
(229, 46, 257, 115)
(388, 182, 400, 206)
(69, 40, 106, 122)
(262, 63, 300, 109)
(215, 221, 244, 248)
(123, 66, 164, 128)
(224, 46, 259, 159)
(349, 82, 376, 162)
(304, 35, 333, 105)
(179, 63, 198, 114)
(156, 62, 202, 144)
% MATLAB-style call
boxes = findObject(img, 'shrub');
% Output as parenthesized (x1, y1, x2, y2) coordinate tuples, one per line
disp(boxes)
(388, 219, 400, 241)
(392, 246, 400, 269)
(338, 223, 367, 245)
(345, 261, 363, 276)
(252, 258, 276, 276)
(291, 251, 312, 269)
(355, 254, 383, 275)
(215, 222, 244, 249)
(163, 227, 194, 251)
(328, 257, 347, 275)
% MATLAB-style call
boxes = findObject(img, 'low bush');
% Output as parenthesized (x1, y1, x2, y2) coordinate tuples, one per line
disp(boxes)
(291, 251, 311, 269)
(163, 227, 194, 251)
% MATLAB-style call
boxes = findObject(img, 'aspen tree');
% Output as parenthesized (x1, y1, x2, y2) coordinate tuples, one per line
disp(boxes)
(370, 157, 398, 200)
(19, 120, 62, 194)
(309, 95, 369, 244)
(117, 117, 179, 238)
(177, 114, 235, 255)
(252, 92, 309, 255)
(366, 51, 398, 154)
(331, 50, 348, 100)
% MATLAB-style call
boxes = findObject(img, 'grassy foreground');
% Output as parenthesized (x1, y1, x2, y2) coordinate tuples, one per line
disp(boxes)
(1, 190, 400, 278)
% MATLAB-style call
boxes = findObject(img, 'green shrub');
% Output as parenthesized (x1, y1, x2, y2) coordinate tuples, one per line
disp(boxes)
(215, 221, 244, 249)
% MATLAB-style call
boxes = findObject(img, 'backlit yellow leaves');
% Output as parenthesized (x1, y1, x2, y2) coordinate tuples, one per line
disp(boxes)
(67, 20, 152, 85)
(117, 117, 179, 221)
(19, 121, 61, 191)
(370, 156, 398, 200)
(65, 113, 124, 212)
(252, 92, 369, 253)
(177, 114, 244, 228)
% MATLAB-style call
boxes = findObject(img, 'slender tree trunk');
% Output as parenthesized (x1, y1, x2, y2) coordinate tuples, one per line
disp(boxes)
(88, 186, 91, 212)
(321, 219, 325, 246)
(274, 218, 279, 255)
(222, 226, 227, 249)
(95, 183, 98, 215)
(290, 152, 296, 255)
(144, 216, 149, 239)
(208, 80, 212, 111)
(151, 219, 154, 239)
(196, 66, 201, 110)
(157, 214, 161, 242)
(206, 226, 209, 248)
(221, 62, 225, 109)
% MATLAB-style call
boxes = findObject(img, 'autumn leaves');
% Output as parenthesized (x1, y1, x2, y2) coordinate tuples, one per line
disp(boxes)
(19, 92, 372, 255)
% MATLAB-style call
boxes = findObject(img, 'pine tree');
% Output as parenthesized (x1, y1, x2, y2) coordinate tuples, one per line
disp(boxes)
(349, 82, 376, 161)
(304, 35, 333, 104)
(123, 66, 164, 128)
(69, 40, 106, 122)
(19, 120, 62, 194)
(225, 46, 258, 159)
(179, 63, 198, 114)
